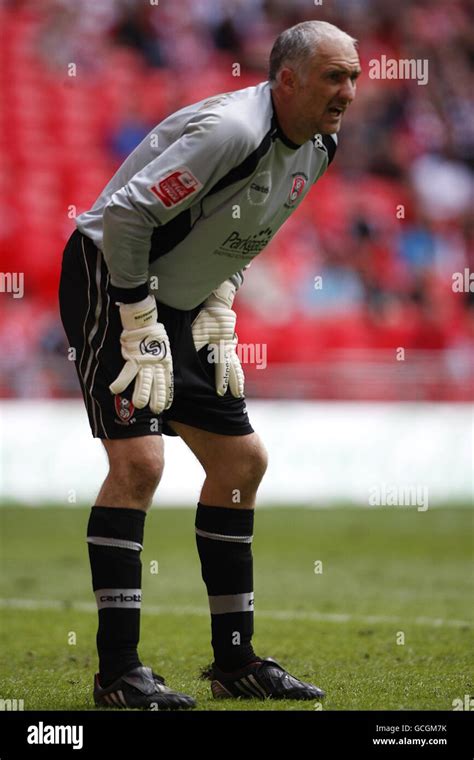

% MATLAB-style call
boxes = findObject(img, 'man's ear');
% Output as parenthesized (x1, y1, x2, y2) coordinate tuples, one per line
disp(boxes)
(278, 66, 298, 95)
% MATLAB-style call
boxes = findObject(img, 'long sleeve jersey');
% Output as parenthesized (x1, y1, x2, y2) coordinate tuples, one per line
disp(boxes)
(76, 80, 337, 310)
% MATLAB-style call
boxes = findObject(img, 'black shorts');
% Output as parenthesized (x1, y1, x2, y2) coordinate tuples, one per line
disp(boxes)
(58, 229, 254, 440)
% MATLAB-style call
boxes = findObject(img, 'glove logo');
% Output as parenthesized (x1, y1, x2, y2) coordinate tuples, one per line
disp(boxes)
(139, 338, 167, 359)
(114, 395, 135, 423)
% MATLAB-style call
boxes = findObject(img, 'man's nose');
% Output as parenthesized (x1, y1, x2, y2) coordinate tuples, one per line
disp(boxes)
(339, 78, 356, 104)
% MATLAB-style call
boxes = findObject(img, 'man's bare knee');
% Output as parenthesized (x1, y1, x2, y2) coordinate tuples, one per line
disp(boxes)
(110, 450, 163, 491)
(241, 442, 268, 490)
(100, 437, 164, 506)
(214, 437, 268, 493)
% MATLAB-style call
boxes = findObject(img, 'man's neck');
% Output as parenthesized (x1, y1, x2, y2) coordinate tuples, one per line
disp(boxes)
(270, 89, 308, 147)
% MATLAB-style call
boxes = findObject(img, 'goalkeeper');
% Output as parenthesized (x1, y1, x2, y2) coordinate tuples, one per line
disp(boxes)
(59, 20, 360, 709)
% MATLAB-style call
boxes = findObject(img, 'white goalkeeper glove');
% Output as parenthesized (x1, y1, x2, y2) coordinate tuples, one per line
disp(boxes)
(191, 280, 245, 398)
(109, 295, 174, 414)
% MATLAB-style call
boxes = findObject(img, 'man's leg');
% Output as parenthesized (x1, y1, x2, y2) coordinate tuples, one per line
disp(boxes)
(87, 436, 163, 686)
(168, 421, 268, 672)
(59, 232, 195, 707)
(166, 420, 325, 701)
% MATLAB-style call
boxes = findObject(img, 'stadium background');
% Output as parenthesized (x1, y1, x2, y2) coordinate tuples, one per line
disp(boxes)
(0, 0, 473, 402)
(0, 0, 472, 714)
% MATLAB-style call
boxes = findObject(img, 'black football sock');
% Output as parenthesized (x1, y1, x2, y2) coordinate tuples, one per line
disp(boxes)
(195, 502, 257, 672)
(87, 506, 146, 687)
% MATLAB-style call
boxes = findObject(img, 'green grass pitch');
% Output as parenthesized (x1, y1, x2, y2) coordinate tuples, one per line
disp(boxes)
(0, 505, 472, 711)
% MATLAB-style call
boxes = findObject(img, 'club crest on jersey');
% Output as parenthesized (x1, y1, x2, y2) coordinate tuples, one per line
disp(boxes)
(285, 172, 308, 208)
(114, 395, 135, 424)
(149, 167, 202, 208)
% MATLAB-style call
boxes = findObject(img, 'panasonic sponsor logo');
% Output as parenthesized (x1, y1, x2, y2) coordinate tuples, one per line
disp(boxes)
(27, 722, 83, 750)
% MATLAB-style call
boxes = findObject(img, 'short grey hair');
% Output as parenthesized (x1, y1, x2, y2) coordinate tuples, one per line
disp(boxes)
(268, 21, 358, 86)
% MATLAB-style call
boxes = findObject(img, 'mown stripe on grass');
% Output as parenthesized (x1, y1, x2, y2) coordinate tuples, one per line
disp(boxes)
(0, 597, 471, 629)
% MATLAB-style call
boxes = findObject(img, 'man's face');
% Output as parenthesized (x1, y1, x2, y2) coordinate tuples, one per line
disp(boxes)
(295, 39, 361, 136)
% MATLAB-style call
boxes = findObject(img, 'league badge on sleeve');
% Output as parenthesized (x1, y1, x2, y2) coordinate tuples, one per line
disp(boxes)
(149, 167, 203, 208)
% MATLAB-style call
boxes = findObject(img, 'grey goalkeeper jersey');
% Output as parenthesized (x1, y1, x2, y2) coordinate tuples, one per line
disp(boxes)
(76, 80, 337, 310)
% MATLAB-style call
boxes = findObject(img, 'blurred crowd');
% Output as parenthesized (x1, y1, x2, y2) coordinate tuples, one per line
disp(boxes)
(1, 0, 473, 399)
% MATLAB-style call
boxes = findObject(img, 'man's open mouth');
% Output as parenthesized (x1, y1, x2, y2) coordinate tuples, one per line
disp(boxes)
(328, 107, 344, 116)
